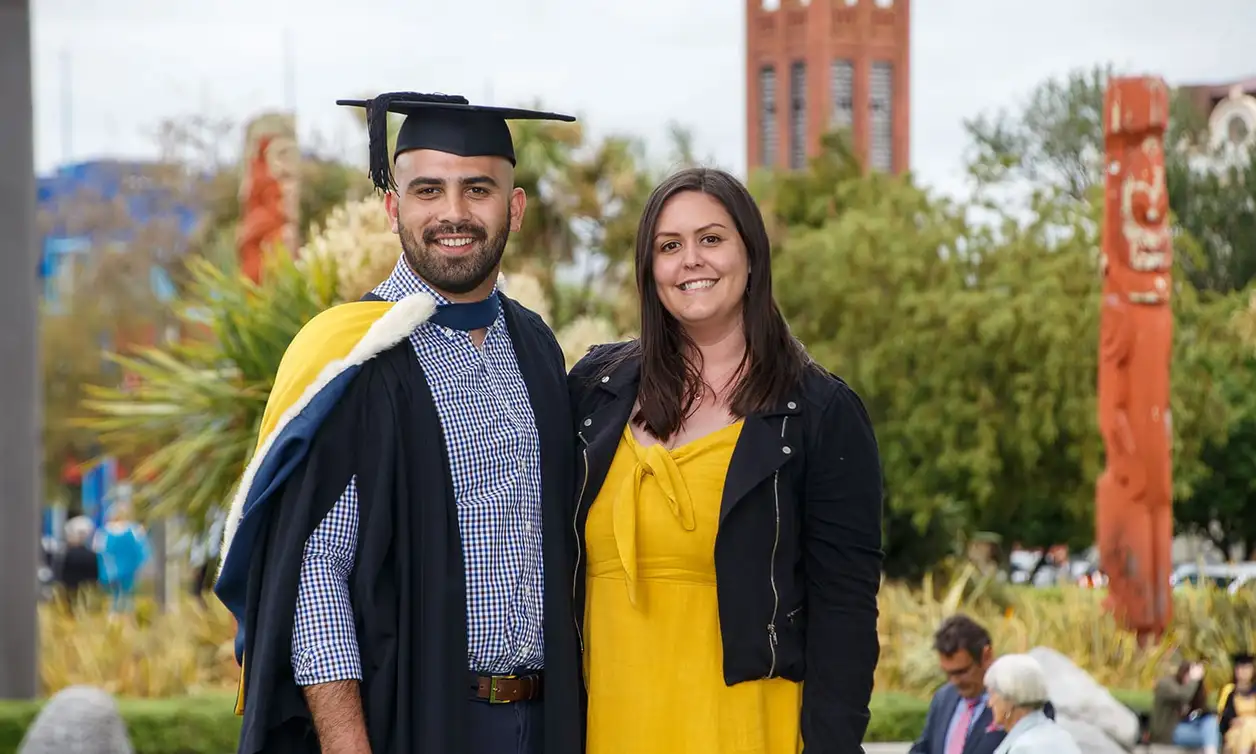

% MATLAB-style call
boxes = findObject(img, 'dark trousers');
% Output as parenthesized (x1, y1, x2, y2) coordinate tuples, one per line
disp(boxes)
(467, 698, 544, 754)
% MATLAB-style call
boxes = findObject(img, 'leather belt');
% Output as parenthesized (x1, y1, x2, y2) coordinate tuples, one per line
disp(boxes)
(470, 671, 543, 704)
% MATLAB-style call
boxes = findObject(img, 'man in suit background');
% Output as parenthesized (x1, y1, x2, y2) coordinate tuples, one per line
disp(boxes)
(910, 615, 1003, 754)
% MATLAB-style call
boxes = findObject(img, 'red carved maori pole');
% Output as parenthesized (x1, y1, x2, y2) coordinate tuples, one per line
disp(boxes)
(237, 113, 299, 284)
(1095, 76, 1174, 643)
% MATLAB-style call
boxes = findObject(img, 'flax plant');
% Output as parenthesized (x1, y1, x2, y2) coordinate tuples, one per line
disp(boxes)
(76, 246, 339, 528)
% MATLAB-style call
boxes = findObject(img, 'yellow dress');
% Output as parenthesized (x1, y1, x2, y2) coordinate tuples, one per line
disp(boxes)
(1225, 691, 1256, 754)
(583, 421, 804, 753)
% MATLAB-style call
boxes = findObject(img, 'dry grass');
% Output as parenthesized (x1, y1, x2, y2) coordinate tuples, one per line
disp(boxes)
(39, 571, 1256, 698)
(878, 565, 1256, 696)
(40, 591, 239, 698)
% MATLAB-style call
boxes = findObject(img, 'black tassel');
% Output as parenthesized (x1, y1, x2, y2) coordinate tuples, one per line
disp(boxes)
(365, 91, 470, 193)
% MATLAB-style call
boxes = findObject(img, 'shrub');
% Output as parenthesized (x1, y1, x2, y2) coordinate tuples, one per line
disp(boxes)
(39, 593, 238, 698)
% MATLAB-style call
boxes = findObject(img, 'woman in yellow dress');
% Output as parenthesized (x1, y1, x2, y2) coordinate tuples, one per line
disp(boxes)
(567, 167, 883, 753)
(1220, 653, 1256, 754)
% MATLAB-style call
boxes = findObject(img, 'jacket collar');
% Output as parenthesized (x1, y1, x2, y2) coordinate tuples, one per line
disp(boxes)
(588, 348, 805, 527)
(993, 709, 1050, 754)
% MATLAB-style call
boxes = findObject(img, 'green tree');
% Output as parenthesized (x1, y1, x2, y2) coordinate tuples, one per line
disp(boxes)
(964, 64, 1256, 553)
(964, 65, 1111, 203)
(963, 63, 1254, 295)
(1165, 149, 1256, 295)
(763, 137, 1237, 576)
(1174, 364, 1256, 556)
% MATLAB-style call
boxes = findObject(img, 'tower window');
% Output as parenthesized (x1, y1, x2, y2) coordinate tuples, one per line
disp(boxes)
(789, 61, 807, 169)
(759, 65, 777, 167)
(831, 59, 854, 130)
(869, 61, 893, 171)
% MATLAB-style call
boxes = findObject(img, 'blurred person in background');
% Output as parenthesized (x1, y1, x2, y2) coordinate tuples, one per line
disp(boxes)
(983, 654, 1078, 754)
(94, 504, 150, 614)
(1152, 655, 1218, 754)
(1218, 653, 1256, 754)
(54, 515, 99, 610)
(912, 615, 1004, 754)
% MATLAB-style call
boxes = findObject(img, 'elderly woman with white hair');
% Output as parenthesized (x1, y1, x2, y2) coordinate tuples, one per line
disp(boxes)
(985, 654, 1080, 754)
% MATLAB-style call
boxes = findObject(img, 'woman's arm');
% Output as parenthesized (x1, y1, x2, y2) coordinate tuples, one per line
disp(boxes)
(800, 383, 884, 752)
(1155, 676, 1200, 705)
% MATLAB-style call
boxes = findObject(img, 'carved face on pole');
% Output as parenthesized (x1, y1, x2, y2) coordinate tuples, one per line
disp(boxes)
(1119, 136, 1171, 274)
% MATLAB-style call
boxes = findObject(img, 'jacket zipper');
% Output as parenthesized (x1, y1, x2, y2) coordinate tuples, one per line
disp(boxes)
(766, 415, 788, 677)
(573, 432, 590, 658)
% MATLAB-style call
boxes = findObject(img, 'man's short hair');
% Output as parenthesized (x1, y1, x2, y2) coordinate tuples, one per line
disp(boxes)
(933, 614, 992, 660)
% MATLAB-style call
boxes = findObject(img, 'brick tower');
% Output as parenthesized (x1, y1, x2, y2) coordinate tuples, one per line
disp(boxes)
(745, 0, 911, 174)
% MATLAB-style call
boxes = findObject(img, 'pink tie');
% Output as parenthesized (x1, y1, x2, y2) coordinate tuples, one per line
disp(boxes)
(946, 699, 979, 754)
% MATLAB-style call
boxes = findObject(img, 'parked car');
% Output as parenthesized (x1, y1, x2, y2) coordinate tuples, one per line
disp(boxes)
(1170, 562, 1256, 594)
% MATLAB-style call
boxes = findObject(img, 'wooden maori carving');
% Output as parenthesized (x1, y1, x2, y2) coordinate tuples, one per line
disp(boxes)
(238, 113, 299, 284)
(1095, 76, 1174, 642)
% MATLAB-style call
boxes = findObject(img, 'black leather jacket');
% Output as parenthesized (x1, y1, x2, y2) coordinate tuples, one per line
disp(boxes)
(567, 342, 884, 752)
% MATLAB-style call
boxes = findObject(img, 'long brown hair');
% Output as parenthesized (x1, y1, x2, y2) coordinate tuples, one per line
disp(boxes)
(618, 167, 810, 440)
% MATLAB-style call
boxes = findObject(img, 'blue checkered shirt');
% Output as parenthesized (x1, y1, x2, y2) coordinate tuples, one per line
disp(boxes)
(290, 257, 546, 685)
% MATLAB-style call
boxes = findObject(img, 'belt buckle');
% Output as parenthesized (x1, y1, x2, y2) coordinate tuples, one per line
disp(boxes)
(488, 674, 516, 704)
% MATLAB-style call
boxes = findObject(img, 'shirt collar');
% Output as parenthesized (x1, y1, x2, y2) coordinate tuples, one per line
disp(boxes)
(377, 255, 500, 309)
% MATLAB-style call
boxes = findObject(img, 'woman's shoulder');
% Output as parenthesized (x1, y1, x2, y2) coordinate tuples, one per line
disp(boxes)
(1022, 718, 1080, 752)
(569, 340, 637, 382)
(797, 362, 868, 417)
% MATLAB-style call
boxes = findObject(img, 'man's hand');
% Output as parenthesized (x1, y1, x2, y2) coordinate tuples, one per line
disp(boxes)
(303, 680, 371, 754)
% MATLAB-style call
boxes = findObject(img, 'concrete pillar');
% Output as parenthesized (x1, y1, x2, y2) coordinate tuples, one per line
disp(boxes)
(0, 0, 43, 700)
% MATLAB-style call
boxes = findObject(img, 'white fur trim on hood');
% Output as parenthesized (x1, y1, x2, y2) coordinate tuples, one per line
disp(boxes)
(218, 292, 435, 572)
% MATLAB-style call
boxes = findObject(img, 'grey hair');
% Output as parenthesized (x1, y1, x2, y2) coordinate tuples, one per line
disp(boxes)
(64, 516, 95, 545)
(984, 654, 1050, 709)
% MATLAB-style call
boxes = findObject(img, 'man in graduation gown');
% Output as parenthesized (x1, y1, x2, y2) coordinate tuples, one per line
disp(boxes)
(213, 91, 584, 754)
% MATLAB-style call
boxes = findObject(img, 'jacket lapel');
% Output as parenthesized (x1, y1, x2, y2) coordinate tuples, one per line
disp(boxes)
(963, 704, 996, 754)
(577, 352, 805, 528)
(935, 688, 962, 754)
(575, 357, 638, 516)
(500, 298, 567, 494)
(718, 400, 802, 527)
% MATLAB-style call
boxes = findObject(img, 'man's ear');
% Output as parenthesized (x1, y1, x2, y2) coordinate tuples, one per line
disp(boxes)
(384, 191, 401, 234)
(508, 187, 527, 232)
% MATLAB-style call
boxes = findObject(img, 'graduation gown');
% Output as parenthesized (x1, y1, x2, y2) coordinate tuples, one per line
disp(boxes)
(212, 292, 583, 754)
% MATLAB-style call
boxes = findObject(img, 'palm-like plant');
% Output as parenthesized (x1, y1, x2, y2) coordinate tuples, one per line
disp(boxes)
(75, 246, 339, 527)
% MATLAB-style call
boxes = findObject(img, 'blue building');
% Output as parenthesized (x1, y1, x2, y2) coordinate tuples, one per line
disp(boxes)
(38, 159, 196, 309)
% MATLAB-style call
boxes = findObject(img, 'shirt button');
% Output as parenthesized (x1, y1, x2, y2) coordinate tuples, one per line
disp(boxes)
(601, 376, 610, 383)
(783, 446, 792, 454)
(787, 401, 797, 410)
(583, 418, 592, 427)
(523, 521, 532, 531)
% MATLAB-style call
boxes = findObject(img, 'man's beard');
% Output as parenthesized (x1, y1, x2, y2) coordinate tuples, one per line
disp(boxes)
(399, 211, 510, 296)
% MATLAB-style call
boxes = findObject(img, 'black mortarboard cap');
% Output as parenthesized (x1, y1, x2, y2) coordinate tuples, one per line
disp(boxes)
(336, 91, 576, 193)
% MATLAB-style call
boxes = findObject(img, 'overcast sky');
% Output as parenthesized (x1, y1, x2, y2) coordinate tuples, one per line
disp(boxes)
(29, 0, 1256, 200)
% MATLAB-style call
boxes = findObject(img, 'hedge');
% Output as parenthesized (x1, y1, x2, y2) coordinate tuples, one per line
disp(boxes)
(0, 690, 1154, 753)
